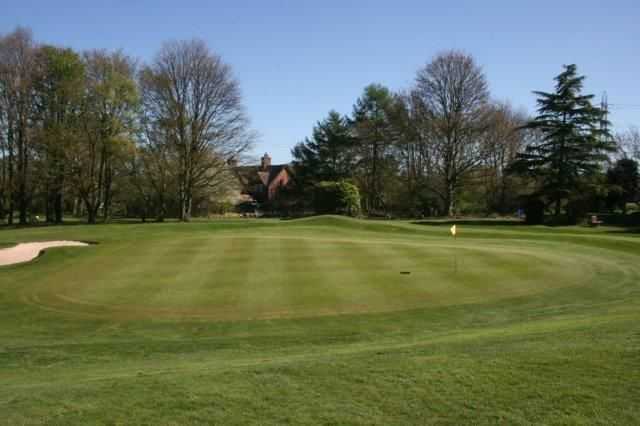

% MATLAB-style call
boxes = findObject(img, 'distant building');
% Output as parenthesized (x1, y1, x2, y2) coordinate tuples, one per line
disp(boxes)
(234, 153, 292, 205)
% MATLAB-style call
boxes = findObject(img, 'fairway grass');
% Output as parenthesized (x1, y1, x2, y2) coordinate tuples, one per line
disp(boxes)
(1, 216, 639, 424)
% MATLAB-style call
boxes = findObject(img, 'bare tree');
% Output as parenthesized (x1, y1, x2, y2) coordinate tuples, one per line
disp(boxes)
(0, 72, 7, 220)
(130, 132, 177, 222)
(0, 27, 37, 224)
(616, 127, 640, 162)
(413, 51, 490, 216)
(0, 101, 6, 220)
(481, 102, 527, 214)
(139, 39, 253, 221)
(392, 90, 441, 215)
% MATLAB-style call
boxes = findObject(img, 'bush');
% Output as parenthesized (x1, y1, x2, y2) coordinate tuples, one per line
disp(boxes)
(590, 212, 640, 227)
(314, 181, 361, 217)
(523, 197, 545, 225)
(566, 197, 591, 225)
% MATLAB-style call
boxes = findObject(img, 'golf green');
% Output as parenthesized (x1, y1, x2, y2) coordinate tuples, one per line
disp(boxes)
(1, 216, 639, 424)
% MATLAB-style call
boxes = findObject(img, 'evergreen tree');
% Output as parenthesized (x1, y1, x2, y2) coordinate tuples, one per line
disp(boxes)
(606, 158, 639, 213)
(352, 84, 397, 213)
(511, 64, 615, 218)
(291, 110, 356, 190)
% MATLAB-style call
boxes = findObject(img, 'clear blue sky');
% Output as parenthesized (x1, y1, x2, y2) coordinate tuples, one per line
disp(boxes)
(2, 0, 639, 163)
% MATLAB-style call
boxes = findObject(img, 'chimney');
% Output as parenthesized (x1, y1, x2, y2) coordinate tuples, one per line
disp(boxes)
(261, 153, 271, 170)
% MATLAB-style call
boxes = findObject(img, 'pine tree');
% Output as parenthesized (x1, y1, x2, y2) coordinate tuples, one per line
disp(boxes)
(352, 84, 396, 213)
(291, 110, 356, 189)
(511, 64, 615, 217)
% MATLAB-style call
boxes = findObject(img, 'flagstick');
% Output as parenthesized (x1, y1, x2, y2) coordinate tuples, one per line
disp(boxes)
(454, 232, 457, 275)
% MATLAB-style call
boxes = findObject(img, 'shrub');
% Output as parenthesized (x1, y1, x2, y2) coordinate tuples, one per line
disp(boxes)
(523, 197, 545, 225)
(314, 181, 361, 217)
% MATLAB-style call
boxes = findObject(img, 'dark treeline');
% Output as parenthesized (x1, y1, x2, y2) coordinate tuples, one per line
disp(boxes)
(0, 27, 253, 225)
(289, 51, 639, 224)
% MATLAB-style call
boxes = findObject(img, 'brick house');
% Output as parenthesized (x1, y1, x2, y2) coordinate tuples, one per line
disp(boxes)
(234, 153, 292, 205)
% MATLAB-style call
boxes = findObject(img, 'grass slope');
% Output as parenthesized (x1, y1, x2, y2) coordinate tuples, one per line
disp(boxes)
(0, 216, 639, 424)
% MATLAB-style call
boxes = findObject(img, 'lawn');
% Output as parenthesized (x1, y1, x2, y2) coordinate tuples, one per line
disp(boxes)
(0, 216, 639, 424)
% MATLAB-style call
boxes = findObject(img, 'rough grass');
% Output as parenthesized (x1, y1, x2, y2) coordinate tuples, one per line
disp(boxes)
(1, 216, 639, 425)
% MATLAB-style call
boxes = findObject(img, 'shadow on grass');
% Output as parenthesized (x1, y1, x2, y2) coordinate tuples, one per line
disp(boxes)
(603, 227, 640, 235)
(412, 219, 526, 227)
(0, 218, 153, 230)
(413, 220, 640, 235)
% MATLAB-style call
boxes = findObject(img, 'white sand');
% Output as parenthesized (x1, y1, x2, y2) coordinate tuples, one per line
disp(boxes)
(0, 241, 89, 266)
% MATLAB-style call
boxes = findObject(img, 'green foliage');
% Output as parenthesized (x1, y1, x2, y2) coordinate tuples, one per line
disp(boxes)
(34, 45, 86, 116)
(313, 180, 361, 217)
(606, 158, 639, 212)
(291, 111, 356, 188)
(76, 51, 140, 223)
(1, 28, 632, 224)
(523, 196, 545, 224)
(352, 84, 399, 213)
(510, 64, 616, 218)
(31, 45, 86, 223)
(567, 175, 609, 224)
(82, 50, 140, 134)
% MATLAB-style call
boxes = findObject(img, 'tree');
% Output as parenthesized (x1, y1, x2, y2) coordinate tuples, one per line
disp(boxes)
(352, 84, 398, 213)
(0, 27, 37, 224)
(606, 158, 639, 213)
(72, 50, 139, 224)
(481, 103, 527, 214)
(313, 180, 361, 217)
(413, 51, 490, 216)
(510, 64, 616, 218)
(390, 91, 442, 216)
(617, 127, 640, 162)
(32, 45, 85, 223)
(128, 138, 177, 222)
(291, 110, 356, 193)
(0, 64, 7, 220)
(140, 39, 252, 221)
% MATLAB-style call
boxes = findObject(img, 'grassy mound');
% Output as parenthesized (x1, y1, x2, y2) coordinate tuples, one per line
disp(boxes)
(1, 218, 639, 424)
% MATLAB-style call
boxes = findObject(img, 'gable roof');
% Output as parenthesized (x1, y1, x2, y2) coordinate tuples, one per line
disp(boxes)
(265, 164, 288, 186)
(234, 164, 291, 188)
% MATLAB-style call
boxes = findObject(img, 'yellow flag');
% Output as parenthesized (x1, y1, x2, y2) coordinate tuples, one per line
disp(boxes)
(450, 224, 457, 237)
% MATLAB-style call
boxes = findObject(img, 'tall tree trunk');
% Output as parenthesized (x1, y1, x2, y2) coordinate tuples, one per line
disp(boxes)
(54, 191, 63, 223)
(554, 198, 562, 218)
(87, 208, 96, 224)
(6, 126, 15, 225)
(17, 122, 28, 225)
(445, 170, 457, 217)
(85, 199, 98, 224)
(181, 192, 192, 221)
(156, 191, 166, 222)
(179, 148, 192, 221)
(54, 162, 65, 223)
(102, 158, 113, 222)
(371, 141, 378, 212)
(0, 144, 5, 221)
(446, 186, 456, 217)
(45, 181, 54, 222)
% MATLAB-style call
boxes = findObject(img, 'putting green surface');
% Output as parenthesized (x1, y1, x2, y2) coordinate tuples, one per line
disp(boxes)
(18, 234, 608, 320)
(1, 216, 639, 424)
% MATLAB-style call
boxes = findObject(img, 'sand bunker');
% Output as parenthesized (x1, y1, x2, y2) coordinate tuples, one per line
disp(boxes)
(0, 241, 89, 266)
